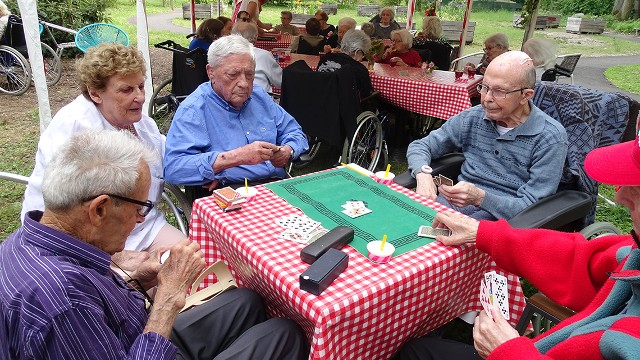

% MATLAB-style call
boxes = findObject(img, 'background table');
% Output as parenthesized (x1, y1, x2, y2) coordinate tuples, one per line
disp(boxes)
(254, 34, 292, 52)
(190, 172, 527, 360)
(370, 64, 482, 120)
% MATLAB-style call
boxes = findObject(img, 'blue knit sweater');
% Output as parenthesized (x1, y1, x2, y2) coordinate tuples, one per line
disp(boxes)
(407, 103, 568, 219)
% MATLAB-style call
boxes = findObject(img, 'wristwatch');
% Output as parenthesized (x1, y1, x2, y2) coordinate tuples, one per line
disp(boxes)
(420, 165, 433, 174)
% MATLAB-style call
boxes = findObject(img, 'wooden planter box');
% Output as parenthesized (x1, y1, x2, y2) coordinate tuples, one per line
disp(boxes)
(512, 14, 558, 29)
(441, 21, 476, 44)
(291, 13, 314, 25)
(182, 3, 213, 20)
(565, 17, 605, 34)
(357, 4, 380, 17)
(319, 4, 338, 15)
(544, 14, 561, 28)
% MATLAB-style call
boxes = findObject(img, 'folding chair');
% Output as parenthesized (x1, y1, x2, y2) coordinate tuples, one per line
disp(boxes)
(543, 54, 581, 84)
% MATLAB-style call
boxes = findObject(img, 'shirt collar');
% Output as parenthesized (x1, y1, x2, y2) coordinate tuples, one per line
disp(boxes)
(23, 210, 112, 275)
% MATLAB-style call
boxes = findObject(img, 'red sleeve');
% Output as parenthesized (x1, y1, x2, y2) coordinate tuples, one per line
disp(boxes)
(487, 337, 553, 360)
(476, 219, 632, 311)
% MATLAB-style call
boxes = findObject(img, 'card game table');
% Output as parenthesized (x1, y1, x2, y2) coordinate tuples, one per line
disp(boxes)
(254, 34, 292, 52)
(369, 64, 482, 120)
(189, 168, 527, 359)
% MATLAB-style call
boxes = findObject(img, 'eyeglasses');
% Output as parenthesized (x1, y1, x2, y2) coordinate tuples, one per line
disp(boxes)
(84, 193, 154, 217)
(483, 46, 494, 52)
(477, 83, 528, 99)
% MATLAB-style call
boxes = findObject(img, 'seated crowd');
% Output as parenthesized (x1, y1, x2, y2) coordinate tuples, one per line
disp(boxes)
(7, 7, 640, 360)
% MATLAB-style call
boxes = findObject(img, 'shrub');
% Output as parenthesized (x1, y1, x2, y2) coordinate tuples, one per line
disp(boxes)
(539, 0, 613, 16)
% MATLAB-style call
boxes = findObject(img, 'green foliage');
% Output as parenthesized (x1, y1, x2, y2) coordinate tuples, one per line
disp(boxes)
(437, 0, 466, 21)
(607, 18, 640, 33)
(539, 0, 613, 16)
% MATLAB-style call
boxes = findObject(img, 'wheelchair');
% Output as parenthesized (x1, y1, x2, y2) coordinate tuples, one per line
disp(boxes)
(148, 40, 209, 134)
(280, 60, 390, 172)
(0, 15, 61, 96)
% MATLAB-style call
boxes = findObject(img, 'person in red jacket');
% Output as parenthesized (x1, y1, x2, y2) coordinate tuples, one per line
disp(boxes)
(396, 132, 640, 359)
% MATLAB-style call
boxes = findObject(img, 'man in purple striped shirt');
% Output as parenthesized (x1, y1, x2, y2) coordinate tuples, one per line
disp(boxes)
(0, 130, 307, 359)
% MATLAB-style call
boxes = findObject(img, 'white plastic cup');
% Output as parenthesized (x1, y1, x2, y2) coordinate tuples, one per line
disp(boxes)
(367, 241, 395, 263)
(374, 171, 395, 185)
(236, 186, 258, 203)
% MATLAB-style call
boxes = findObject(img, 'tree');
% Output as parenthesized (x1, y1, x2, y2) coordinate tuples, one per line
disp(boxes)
(612, 0, 640, 20)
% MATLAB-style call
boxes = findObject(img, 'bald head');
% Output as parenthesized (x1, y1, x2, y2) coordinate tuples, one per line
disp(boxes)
(485, 51, 536, 89)
(232, 21, 259, 43)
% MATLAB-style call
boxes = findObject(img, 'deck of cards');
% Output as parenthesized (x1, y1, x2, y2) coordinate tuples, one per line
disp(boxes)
(276, 215, 324, 244)
(433, 174, 454, 187)
(341, 200, 372, 218)
(417, 225, 451, 238)
(212, 187, 246, 212)
(480, 271, 510, 320)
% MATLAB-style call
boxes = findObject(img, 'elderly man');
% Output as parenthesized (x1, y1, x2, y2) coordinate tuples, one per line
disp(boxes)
(274, 10, 300, 35)
(232, 21, 282, 93)
(164, 35, 308, 202)
(323, 16, 357, 53)
(0, 130, 307, 359)
(407, 51, 567, 220)
(396, 131, 640, 360)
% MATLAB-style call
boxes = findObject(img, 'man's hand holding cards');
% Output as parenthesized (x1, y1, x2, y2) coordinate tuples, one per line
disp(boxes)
(479, 271, 510, 320)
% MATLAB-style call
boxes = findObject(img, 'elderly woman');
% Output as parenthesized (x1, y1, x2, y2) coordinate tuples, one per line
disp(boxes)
(373, 7, 400, 40)
(413, 15, 447, 46)
(324, 17, 357, 53)
(318, 29, 373, 99)
(523, 37, 558, 80)
(290, 17, 326, 55)
(21, 43, 185, 270)
(315, 10, 336, 39)
(377, 28, 422, 67)
(412, 16, 453, 70)
(189, 18, 224, 51)
(469, 32, 509, 75)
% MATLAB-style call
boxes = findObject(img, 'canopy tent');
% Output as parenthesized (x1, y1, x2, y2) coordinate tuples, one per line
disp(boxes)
(15, 0, 200, 133)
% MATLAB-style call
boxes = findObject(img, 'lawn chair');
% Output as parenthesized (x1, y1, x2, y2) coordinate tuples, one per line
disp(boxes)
(541, 54, 581, 84)
(449, 51, 483, 71)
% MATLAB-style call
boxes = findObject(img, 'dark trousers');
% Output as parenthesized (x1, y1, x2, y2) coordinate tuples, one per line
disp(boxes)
(394, 337, 482, 360)
(172, 288, 308, 360)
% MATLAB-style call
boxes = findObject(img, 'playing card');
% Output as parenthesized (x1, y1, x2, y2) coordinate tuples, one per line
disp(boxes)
(278, 229, 309, 243)
(492, 273, 510, 320)
(417, 225, 451, 238)
(479, 280, 493, 320)
(433, 175, 441, 187)
(341, 207, 372, 218)
(439, 175, 454, 186)
(276, 215, 320, 235)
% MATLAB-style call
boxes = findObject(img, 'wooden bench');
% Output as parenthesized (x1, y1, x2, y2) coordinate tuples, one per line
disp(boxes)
(182, 3, 213, 20)
(441, 21, 476, 44)
(319, 4, 337, 15)
(357, 4, 380, 17)
(291, 13, 314, 26)
(393, 6, 408, 18)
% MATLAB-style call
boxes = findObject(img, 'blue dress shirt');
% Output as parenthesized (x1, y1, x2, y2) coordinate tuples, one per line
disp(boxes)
(164, 83, 309, 186)
(0, 211, 175, 359)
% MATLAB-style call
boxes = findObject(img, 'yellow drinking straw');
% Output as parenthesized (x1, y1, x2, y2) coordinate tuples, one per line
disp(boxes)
(380, 234, 387, 251)
(244, 178, 248, 193)
(384, 164, 391, 178)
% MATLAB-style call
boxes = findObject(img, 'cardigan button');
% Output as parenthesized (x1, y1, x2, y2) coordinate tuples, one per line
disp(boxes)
(494, 150, 499, 155)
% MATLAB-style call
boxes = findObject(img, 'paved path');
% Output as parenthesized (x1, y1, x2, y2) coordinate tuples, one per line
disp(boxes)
(129, 8, 191, 35)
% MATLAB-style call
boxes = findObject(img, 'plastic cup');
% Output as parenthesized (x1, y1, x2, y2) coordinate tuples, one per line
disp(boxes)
(374, 171, 395, 185)
(279, 49, 286, 63)
(236, 186, 258, 203)
(455, 70, 464, 80)
(468, 68, 476, 78)
(367, 241, 395, 263)
(271, 49, 279, 61)
(285, 49, 291, 61)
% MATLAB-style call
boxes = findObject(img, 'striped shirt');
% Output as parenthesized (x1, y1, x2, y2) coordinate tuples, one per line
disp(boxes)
(0, 211, 176, 359)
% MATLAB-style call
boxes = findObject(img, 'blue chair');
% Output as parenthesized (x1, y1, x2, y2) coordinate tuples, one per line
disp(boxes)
(74, 23, 129, 53)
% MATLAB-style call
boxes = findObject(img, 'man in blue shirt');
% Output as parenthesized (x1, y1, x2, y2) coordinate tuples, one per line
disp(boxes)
(164, 35, 308, 201)
(0, 130, 307, 359)
(407, 51, 567, 220)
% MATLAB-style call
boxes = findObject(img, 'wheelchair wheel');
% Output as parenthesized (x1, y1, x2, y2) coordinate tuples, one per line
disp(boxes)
(148, 79, 178, 134)
(0, 45, 31, 96)
(161, 183, 192, 236)
(41, 42, 62, 86)
(347, 111, 383, 172)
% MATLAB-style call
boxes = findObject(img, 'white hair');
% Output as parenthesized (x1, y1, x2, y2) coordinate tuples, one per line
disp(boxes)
(232, 21, 259, 43)
(522, 38, 557, 70)
(338, 17, 357, 30)
(340, 29, 371, 56)
(380, 7, 395, 19)
(207, 34, 255, 68)
(42, 130, 158, 210)
(391, 29, 414, 48)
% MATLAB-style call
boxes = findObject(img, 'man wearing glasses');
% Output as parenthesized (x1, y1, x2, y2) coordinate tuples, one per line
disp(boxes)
(407, 51, 567, 221)
(274, 10, 299, 36)
(0, 130, 308, 359)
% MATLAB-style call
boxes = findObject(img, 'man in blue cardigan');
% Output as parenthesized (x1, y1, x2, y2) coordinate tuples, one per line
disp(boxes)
(406, 51, 567, 220)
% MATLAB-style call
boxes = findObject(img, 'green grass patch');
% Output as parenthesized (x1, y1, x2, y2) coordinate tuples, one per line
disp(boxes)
(605, 64, 640, 96)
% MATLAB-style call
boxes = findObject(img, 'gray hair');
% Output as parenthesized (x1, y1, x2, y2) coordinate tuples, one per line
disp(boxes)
(391, 29, 413, 48)
(361, 22, 374, 37)
(0, 0, 10, 17)
(340, 29, 371, 56)
(42, 130, 157, 211)
(421, 16, 442, 40)
(485, 33, 509, 51)
(232, 21, 259, 43)
(338, 17, 357, 31)
(522, 38, 557, 70)
(380, 6, 395, 19)
(207, 34, 255, 68)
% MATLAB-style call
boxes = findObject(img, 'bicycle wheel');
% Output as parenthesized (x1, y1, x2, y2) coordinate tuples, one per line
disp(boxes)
(41, 42, 62, 86)
(148, 79, 178, 134)
(347, 111, 383, 172)
(0, 45, 32, 96)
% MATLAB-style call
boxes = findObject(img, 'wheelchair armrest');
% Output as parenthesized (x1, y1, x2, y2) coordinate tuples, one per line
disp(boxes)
(508, 190, 592, 230)
(393, 153, 465, 189)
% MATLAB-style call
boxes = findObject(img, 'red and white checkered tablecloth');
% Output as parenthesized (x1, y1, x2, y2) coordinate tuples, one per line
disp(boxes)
(254, 34, 292, 52)
(189, 177, 526, 360)
(370, 64, 482, 119)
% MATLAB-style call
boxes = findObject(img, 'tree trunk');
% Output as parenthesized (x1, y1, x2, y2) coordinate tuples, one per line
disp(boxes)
(521, 0, 541, 47)
(621, 0, 634, 19)
(612, 0, 624, 19)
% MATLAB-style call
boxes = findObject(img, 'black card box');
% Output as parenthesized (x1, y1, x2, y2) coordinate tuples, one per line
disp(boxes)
(300, 226, 353, 264)
(299, 248, 348, 296)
